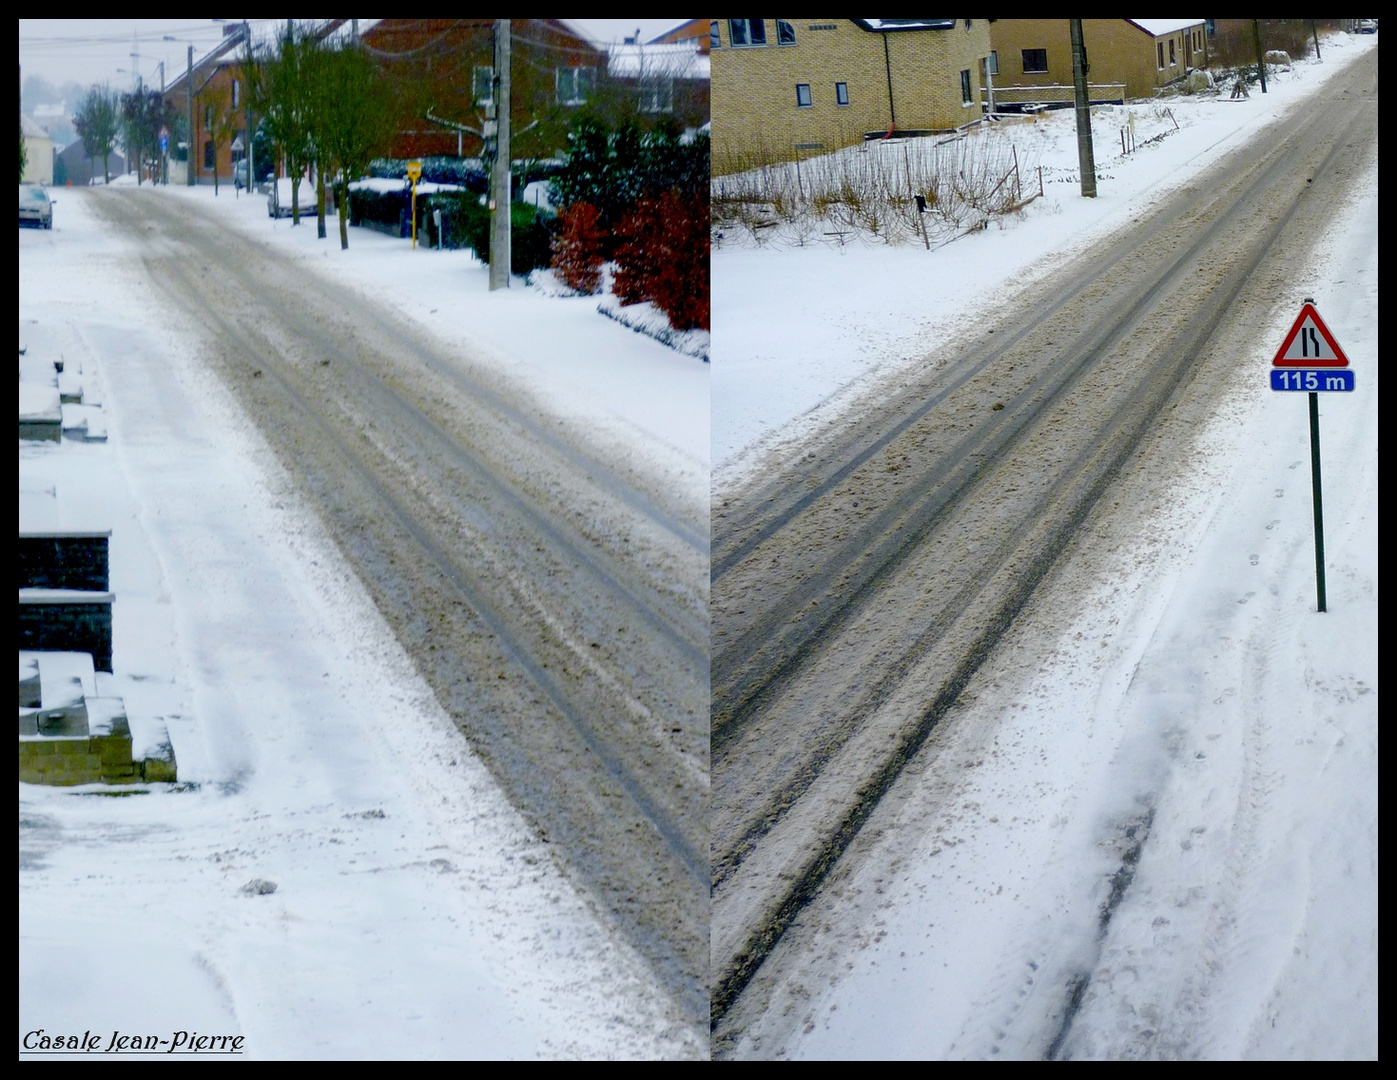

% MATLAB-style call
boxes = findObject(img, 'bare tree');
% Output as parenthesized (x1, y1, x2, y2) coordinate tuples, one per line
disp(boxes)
(311, 44, 399, 250)
(247, 22, 318, 224)
(206, 86, 240, 196)
(74, 84, 120, 184)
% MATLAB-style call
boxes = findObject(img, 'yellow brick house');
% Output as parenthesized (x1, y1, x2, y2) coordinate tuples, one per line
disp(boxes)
(711, 19, 994, 172)
(988, 19, 1206, 106)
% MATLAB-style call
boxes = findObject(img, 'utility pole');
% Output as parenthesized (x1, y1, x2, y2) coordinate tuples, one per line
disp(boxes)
(1252, 19, 1267, 93)
(186, 45, 195, 186)
(159, 61, 166, 185)
(244, 21, 254, 194)
(488, 19, 512, 290)
(1070, 19, 1097, 198)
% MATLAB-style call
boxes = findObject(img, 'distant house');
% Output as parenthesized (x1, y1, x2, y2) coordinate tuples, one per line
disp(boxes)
(711, 19, 994, 171)
(606, 42, 710, 131)
(988, 19, 1207, 107)
(650, 19, 711, 55)
(22, 115, 54, 185)
(162, 23, 268, 185)
(361, 19, 606, 161)
(56, 139, 126, 186)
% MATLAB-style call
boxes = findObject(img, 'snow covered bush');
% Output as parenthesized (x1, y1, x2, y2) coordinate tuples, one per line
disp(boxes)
(551, 201, 607, 295)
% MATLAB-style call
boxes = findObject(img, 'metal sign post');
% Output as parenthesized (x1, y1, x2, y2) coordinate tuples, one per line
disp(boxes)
(406, 160, 422, 249)
(1271, 298, 1353, 612)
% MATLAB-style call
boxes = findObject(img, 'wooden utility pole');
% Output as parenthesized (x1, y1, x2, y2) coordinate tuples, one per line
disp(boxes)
(488, 19, 512, 290)
(1070, 19, 1097, 198)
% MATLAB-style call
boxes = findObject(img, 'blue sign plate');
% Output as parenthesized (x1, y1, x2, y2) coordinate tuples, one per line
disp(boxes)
(1271, 369, 1354, 392)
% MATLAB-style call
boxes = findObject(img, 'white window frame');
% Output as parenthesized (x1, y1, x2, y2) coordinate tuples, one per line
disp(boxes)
(556, 66, 594, 106)
(638, 75, 674, 114)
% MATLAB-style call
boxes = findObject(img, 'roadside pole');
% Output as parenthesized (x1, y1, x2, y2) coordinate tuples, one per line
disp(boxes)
(488, 19, 512, 290)
(407, 159, 422, 249)
(1308, 390, 1326, 611)
(1070, 19, 1097, 198)
(186, 45, 195, 187)
(244, 20, 254, 196)
(1270, 297, 1354, 613)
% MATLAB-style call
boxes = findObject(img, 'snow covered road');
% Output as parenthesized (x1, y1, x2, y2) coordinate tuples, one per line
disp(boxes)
(20, 186, 706, 1056)
(712, 42, 1377, 1055)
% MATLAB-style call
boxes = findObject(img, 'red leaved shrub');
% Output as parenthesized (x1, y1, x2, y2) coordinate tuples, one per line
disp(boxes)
(550, 201, 607, 295)
(612, 189, 710, 332)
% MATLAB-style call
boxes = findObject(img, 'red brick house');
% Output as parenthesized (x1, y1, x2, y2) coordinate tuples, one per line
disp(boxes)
(360, 19, 606, 160)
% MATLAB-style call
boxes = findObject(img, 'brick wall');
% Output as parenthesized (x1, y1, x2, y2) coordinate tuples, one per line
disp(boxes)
(713, 19, 992, 171)
(989, 20, 1206, 102)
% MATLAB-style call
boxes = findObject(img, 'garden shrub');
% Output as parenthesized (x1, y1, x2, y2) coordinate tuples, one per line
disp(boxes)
(613, 189, 710, 332)
(551, 202, 607, 294)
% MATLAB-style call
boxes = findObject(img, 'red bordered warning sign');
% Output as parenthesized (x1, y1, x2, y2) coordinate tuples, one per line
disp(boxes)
(1272, 303, 1350, 367)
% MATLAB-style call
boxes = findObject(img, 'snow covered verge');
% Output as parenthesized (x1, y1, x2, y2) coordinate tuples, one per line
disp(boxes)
(19, 191, 702, 1058)
(721, 42, 1377, 1063)
(712, 29, 1377, 481)
(153, 177, 709, 508)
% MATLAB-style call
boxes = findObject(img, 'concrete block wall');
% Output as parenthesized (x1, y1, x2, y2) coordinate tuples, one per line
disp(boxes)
(19, 533, 110, 591)
(18, 595, 113, 672)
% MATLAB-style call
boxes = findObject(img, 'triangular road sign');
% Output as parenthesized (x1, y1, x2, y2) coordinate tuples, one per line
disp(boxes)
(1273, 303, 1349, 367)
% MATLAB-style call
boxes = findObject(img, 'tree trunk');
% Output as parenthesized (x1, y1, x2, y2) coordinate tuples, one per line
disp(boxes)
(316, 161, 326, 239)
(291, 158, 300, 224)
(338, 178, 349, 250)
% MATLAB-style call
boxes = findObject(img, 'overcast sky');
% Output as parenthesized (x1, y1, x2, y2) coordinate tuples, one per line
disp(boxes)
(19, 19, 693, 99)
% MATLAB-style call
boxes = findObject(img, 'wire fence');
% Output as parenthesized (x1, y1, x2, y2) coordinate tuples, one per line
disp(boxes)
(712, 126, 1041, 248)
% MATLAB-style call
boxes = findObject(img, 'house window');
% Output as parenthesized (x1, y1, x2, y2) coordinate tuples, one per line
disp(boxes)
(203, 140, 214, 169)
(987, 50, 998, 76)
(1158, 42, 1165, 69)
(1169, 39, 1176, 65)
(557, 66, 595, 105)
(473, 66, 494, 106)
(1022, 48, 1047, 74)
(711, 20, 721, 48)
(961, 69, 973, 105)
(776, 20, 796, 45)
(639, 75, 673, 114)
(835, 81, 849, 106)
(729, 19, 766, 47)
(205, 104, 214, 129)
(232, 79, 240, 109)
(795, 83, 812, 107)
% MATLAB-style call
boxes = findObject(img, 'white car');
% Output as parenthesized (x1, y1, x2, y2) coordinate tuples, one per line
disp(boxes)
(267, 177, 331, 218)
(19, 184, 53, 229)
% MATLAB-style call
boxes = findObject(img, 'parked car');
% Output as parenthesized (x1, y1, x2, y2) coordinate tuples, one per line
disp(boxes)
(19, 184, 53, 229)
(1357, 19, 1377, 33)
(267, 177, 332, 218)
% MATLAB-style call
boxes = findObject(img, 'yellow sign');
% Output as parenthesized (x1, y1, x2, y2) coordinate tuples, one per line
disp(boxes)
(406, 160, 422, 181)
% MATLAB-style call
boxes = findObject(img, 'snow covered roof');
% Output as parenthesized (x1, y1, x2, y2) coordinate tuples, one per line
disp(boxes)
(1129, 19, 1205, 37)
(607, 43, 709, 80)
(22, 114, 51, 140)
(854, 19, 959, 32)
